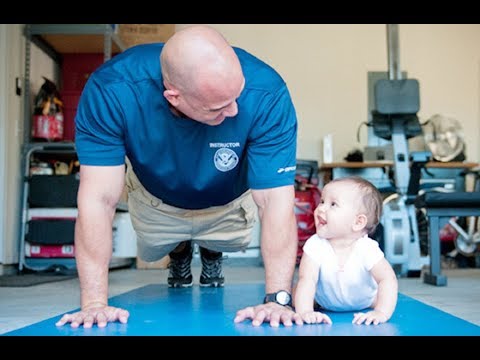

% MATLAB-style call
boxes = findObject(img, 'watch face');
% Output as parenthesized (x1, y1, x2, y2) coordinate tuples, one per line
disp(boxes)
(276, 290, 291, 305)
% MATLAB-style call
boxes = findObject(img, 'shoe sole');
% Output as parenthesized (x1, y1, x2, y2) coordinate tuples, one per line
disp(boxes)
(199, 282, 224, 288)
(168, 282, 193, 288)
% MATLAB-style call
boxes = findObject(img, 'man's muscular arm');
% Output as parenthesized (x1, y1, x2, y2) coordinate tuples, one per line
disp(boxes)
(56, 164, 127, 328)
(253, 185, 297, 295)
(234, 185, 301, 327)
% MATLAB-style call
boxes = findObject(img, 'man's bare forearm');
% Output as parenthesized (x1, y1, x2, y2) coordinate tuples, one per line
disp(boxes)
(75, 165, 125, 309)
(261, 209, 297, 294)
(75, 210, 115, 309)
(252, 186, 298, 294)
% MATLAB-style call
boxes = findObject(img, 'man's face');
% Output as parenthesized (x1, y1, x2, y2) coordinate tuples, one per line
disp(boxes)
(174, 77, 245, 126)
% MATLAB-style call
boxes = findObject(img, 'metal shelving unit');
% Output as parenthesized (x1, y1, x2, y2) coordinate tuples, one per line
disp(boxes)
(19, 142, 78, 272)
(23, 24, 127, 144)
(19, 25, 131, 272)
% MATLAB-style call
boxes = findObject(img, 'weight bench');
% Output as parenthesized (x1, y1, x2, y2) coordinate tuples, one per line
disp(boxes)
(415, 191, 480, 286)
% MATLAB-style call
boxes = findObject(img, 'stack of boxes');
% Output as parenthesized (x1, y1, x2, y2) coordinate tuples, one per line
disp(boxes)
(117, 24, 175, 49)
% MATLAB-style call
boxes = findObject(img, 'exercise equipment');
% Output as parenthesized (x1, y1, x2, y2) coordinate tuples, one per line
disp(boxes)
(415, 191, 480, 285)
(415, 166, 480, 285)
(449, 167, 480, 256)
(371, 24, 428, 277)
(376, 25, 480, 283)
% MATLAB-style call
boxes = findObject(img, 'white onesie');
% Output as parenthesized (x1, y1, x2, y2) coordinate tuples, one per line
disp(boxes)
(302, 234, 384, 312)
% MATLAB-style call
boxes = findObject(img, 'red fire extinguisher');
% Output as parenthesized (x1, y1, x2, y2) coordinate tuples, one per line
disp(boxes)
(32, 77, 64, 141)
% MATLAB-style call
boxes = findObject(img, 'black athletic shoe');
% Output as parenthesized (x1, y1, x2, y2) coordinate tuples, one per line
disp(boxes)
(199, 247, 224, 287)
(168, 242, 193, 288)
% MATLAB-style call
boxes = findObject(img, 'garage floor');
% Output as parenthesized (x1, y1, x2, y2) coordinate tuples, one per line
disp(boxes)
(1, 264, 479, 335)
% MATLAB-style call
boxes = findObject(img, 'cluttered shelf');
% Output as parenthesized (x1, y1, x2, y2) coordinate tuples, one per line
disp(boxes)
(26, 24, 175, 58)
(320, 161, 479, 170)
(26, 24, 127, 63)
(39, 33, 124, 54)
(319, 161, 479, 187)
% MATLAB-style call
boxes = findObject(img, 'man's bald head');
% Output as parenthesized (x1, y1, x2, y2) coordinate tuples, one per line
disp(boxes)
(160, 25, 243, 99)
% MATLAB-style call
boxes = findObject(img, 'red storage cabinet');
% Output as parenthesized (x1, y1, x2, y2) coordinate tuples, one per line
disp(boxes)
(60, 53, 111, 141)
(61, 53, 105, 91)
(60, 91, 82, 142)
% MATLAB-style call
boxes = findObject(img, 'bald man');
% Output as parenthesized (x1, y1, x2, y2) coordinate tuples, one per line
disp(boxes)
(56, 25, 301, 329)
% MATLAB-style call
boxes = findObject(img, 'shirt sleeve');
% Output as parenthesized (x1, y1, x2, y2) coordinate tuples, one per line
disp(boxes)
(247, 84, 298, 189)
(361, 237, 385, 271)
(302, 235, 324, 266)
(75, 76, 127, 166)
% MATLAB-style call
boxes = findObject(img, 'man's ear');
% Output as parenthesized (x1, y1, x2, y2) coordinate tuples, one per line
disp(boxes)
(164, 88, 180, 107)
(353, 213, 368, 232)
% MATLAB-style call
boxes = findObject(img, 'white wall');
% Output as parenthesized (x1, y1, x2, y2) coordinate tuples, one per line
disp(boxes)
(177, 24, 480, 163)
(0, 24, 24, 267)
(0, 25, 7, 263)
(0, 24, 59, 267)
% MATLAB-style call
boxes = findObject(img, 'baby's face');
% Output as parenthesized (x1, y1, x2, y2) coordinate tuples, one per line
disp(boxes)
(314, 181, 362, 239)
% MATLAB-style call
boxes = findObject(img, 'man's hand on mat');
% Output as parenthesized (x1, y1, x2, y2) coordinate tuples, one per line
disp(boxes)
(234, 302, 303, 327)
(55, 303, 130, 328)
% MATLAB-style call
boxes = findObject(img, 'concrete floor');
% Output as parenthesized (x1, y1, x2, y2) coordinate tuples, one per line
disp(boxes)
(1, 264, 479, 335)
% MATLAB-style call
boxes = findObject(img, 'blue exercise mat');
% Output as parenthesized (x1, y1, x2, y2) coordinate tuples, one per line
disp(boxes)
(4, 283, 480, 336)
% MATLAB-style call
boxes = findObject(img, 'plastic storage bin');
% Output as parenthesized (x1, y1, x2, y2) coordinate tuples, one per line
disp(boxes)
(28, 174, 79, 207)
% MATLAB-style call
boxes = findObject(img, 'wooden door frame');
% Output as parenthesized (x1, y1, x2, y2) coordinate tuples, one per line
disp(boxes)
(0, 24, 7, 262)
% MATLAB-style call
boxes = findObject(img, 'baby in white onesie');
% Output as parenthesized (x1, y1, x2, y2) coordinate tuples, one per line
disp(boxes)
(294, 176, 398, 325)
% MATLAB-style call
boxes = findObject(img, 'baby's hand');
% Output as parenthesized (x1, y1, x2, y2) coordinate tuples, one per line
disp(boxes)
(300, 311, 332, 325)
(352, 310, 388, 325)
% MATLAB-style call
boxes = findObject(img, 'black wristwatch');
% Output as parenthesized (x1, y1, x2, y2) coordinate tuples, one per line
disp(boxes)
(263, 290, 292, 307)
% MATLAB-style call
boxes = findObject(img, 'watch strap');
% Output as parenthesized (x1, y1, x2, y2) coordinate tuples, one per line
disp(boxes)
(263, 293, 276, 304)
(263, 291, 292, 307)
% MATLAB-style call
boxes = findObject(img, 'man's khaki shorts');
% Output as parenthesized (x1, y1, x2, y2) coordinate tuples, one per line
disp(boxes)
(125, 165, 258, 262)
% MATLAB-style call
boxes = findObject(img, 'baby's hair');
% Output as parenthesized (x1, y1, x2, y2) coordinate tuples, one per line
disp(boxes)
(329, 176, 383, 233)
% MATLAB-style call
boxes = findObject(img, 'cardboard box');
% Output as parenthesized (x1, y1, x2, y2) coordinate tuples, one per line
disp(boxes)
(136, 255, 170, 270)
(118, 24, 175, 48)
